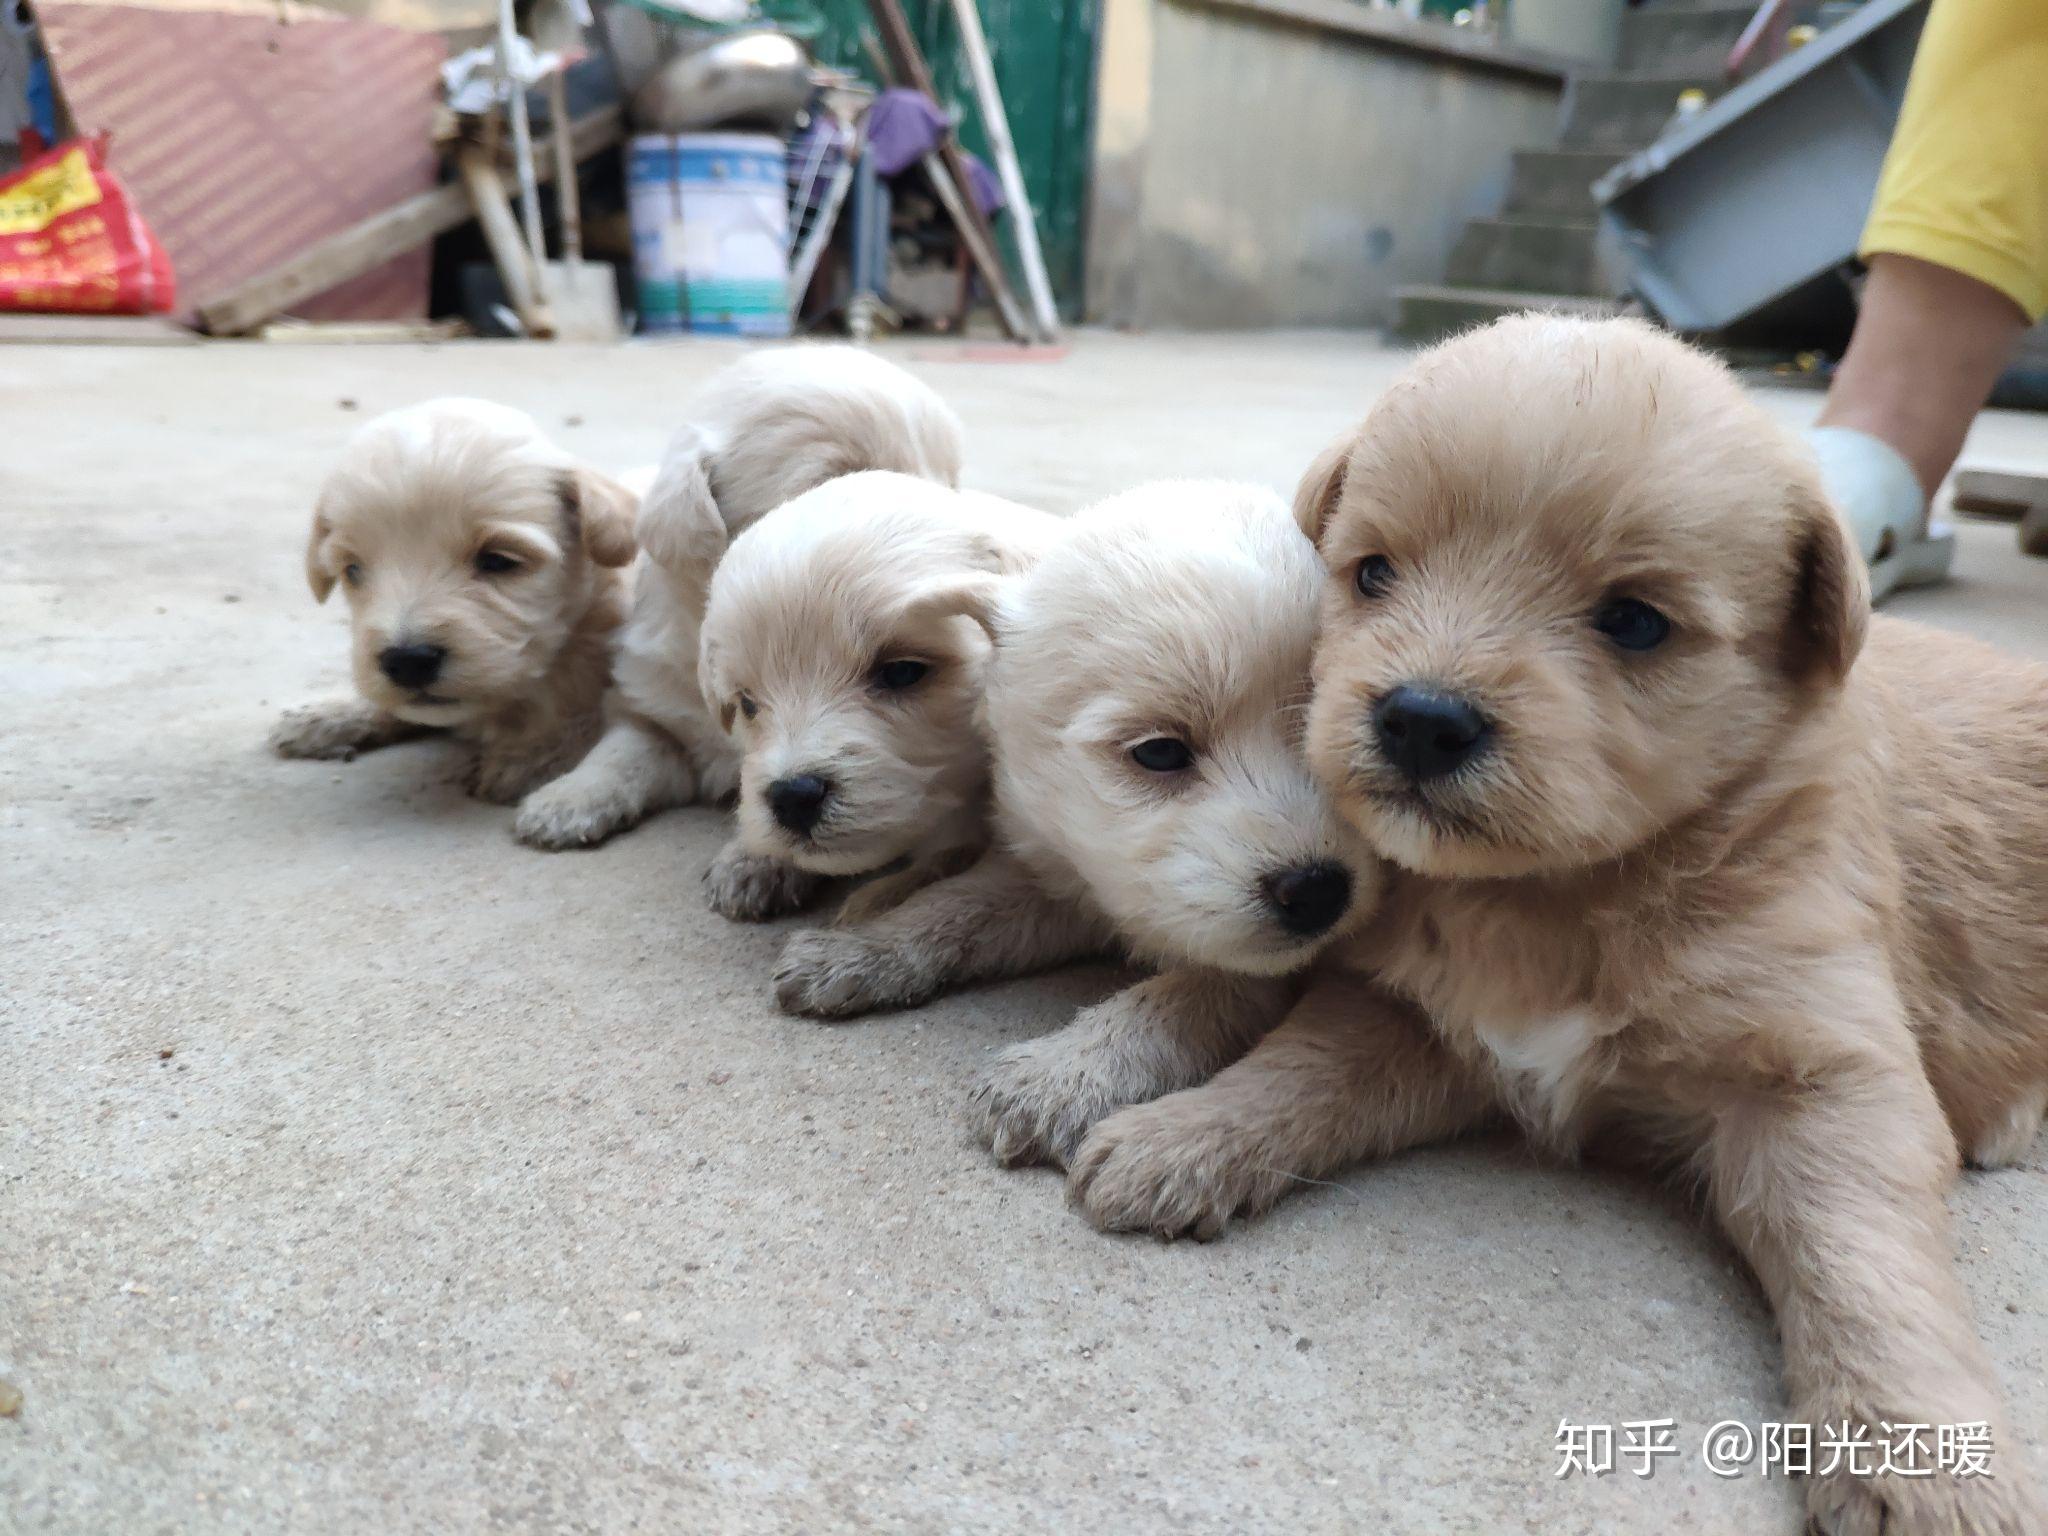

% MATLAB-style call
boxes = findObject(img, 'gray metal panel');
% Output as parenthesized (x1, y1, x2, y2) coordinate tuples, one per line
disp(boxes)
(1593, 0, 1927, 332)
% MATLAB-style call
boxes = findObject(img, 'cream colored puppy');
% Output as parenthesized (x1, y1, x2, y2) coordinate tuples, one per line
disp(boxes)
(271, 398, 637, 802)
(512, 346, 964, 848)
(1069, 318, 2045, 1534)
(695, 469, 1062, 922)
(774, 482, 1381, 1165)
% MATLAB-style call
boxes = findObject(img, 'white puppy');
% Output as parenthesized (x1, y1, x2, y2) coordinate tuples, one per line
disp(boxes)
(774, 482, 1382, 1165)
(271, 398, 638, 802)
(512, 346, 965, 848)
(695, 469, 1063, 922)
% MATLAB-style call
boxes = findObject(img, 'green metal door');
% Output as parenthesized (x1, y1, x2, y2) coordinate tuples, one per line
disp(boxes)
(807, 0, 1097, 318)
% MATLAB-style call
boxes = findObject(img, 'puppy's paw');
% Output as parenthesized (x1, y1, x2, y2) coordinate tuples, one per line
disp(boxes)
(1966, 1086, 2046, 1170)
(704, 846, 823, 923)
(1805, 1454, 2039, 1536)
(773, 929, 934, 1019)
(512, 766, 675, 850)
(973, 1036, 1144, 1172)
(512, 781, 622, 849)
(269, 702, 385, 761)
(1067, 1097, 1288, 1241)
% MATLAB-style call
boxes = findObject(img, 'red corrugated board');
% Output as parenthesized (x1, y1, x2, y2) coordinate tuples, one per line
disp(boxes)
(36, 0, 446, 325)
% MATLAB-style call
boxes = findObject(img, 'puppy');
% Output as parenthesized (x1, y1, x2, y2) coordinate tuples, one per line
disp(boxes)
(1070, 317, 2046, 1533)
(694, 469, 1062, 923)
(773, 482, 1380, 1165)
(511, 346, 965, 849)
(271, 398, 638, 802)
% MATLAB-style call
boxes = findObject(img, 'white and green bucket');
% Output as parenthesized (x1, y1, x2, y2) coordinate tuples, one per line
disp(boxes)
(628, 132, 790, 337)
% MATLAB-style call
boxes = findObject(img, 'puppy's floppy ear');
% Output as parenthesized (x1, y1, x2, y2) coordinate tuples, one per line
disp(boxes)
(696, 631, 742, 736)
(1291, 432, 1354, 546)
(893, 571, 1009, 644)
(304, 508, 336, 603)
(1783, 482, 1870, 684)
(633, 428, 729, 589)
(560, 468, 640, 568)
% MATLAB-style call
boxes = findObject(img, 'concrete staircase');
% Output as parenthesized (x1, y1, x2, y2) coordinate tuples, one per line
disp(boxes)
(1395, 1, 1760, 343)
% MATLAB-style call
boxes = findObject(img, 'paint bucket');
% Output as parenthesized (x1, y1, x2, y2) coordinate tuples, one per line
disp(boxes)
(628, 132, 789, 337)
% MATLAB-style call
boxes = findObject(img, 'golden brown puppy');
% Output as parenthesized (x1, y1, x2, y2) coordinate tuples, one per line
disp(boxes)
(1069, 317, 2046, 1534)
(271, 398, 638, 803)
(768, 482, 1378, 1170)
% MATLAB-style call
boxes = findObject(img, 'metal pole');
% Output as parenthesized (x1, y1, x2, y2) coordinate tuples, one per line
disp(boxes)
(497, 0, 548, 273)
(946, 0, 1058, 339)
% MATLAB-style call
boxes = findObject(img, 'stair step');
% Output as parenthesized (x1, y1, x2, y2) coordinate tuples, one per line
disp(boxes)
(1561, 73, 1719, 150)
(1618, 5, 1754, 73)
(1443, 218, 1607, 298)
(1504, 149, 1623, 218)
(1393, 285, 1625, 346)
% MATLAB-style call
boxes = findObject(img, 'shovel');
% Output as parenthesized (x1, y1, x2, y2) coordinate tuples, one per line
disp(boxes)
(494, 0, 619, 341)
(536, 66, 621, 340)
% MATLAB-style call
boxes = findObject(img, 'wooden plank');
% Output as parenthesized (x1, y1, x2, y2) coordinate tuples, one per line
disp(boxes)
(455, 145, 556, 338)
(196, 107, 621, 336)
(866, 0, 940, 123)
(255, 319, 469, 343)
(1953, 468, 2048, 520)
(0, 314, 200, 345)
(197, 182, 469, 336)
(865, 0, 1028, 343)
(918, 152, 1030, 343)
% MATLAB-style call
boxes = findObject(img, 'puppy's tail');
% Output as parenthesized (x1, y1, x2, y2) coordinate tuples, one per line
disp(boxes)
(636, 425, 728, 600)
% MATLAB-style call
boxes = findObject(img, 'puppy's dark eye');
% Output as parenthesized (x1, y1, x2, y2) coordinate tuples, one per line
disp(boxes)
(1594, 598, 1672, 652)
(1355, 555, 1396, 598)
(738, 693, 758, 721)
(1129, 737, 1194, 773)
(342, 562, 364, 587)
(474, 549, 521, 576)
(871, 658, 929, 692)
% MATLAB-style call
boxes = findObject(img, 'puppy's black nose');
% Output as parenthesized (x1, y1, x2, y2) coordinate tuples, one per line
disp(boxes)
(378, 642, 446, 690)
(1374, 685, 1490, 781)
(1261, 862, 1353, 938)
(767, 773, 831, 836)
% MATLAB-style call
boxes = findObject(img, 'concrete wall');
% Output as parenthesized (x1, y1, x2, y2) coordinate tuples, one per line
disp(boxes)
(1087, 0, 1568, 329)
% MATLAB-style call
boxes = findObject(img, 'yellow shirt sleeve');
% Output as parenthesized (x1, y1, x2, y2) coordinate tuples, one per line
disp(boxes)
(1861, 0, 2048, 322)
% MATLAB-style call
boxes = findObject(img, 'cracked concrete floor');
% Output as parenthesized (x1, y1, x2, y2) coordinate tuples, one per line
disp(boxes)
(3, 332, 2044, 1534)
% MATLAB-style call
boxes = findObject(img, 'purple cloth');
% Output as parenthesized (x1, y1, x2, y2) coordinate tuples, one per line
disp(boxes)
(864, 88, 946, 176)
(959, 151, 1003, 217)
(863, 87, 1005, 215)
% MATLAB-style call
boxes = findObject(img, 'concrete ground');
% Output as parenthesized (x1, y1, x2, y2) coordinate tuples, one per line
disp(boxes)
(3, 331, 2044, 1536)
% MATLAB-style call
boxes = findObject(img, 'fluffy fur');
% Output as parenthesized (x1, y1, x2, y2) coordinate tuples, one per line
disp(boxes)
(512, 346, 965, 850)
(1068, 317, 2047, 1533)
(773, 483, 1381, 1165)
(271, 397, 638, 802)
(695, 469, 1062, 923)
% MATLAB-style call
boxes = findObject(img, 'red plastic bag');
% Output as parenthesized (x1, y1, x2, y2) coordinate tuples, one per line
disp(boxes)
(0, 135, 176, 315)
